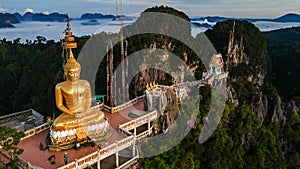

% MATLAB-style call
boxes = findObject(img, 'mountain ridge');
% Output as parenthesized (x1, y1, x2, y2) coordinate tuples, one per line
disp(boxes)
(1, 11, 299, 23)
(191, 13, 300, 23)
(0, 13, 19, 28)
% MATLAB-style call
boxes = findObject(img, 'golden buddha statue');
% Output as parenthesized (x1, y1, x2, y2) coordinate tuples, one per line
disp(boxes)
(50, 50, 110, 148)
(49, 20, 110, 149)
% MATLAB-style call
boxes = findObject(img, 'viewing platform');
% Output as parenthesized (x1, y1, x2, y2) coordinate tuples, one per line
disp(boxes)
(0, 109, 44, 132)
(16, 98, 158, 169)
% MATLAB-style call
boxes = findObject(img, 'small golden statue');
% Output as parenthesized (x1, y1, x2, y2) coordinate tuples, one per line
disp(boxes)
(153, 81, 157, 89)
(49, 20, 110, 150)
(149, 82, 153, 90)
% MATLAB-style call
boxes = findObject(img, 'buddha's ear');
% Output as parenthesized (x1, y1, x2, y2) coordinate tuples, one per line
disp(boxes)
(63, 68, 68, 80)
(64, 73, 68, 80)
(77, 69, 80, 79)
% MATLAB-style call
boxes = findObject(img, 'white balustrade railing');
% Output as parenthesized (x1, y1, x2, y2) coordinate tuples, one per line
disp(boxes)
(16, 156, 28, 169)
(0, 109, 44, 128)
(116, 149, 139, 169)
(57, 136, 135, 169)
(136, 126, 153, 140)
(21, 123, 50, 140)
(0, 109, 32, 122)
(102, 104, 112, 112)
(72, 151, 99, 169)
(97, 96, 145, 114)
(119, 121, 135, 131)
(113, 95, 144, 113)
(16, 156, 44, 169)
(91, 103, 104, 110)
(119, 110, 157, 132)
(119, 127, 132, 136)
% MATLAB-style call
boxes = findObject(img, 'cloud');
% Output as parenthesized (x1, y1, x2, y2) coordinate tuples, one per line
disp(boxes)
(0, 7, 7, 12)
(24, 8, 34, 14)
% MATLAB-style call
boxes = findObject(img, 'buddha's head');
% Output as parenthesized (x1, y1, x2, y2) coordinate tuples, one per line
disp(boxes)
(64, 49, 81, 82)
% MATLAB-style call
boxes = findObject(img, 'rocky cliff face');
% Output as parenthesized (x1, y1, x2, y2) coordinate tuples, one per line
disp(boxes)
(285, 100, 299, 116)
(205, 20, 269, 106)
(227, 84, 239, 106)
(151, 87, 179, 134)
(270, 95, 287, 126)
(200, 18, 300, 164)
(250, 92, 268, 125)
(216, 21, 300, 131)
(227, 34, 266, 86)
(227, 35, 249, 67)
(268, 97, 300, 154)
(271, 97, 299, 124)
(250, 92, 300, 127)
(130, 41, 195, 98)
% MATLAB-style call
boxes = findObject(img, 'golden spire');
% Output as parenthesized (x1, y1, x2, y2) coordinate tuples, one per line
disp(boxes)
(67, 49, 76, 63)
(62, 15, 79, 75)
(63, 14, 77, 49)
(64, 49, 81, 75)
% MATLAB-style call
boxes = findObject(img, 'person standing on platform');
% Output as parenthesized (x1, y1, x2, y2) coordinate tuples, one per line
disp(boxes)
(64, 152, 68, 165)
(91, 138, 96, 151)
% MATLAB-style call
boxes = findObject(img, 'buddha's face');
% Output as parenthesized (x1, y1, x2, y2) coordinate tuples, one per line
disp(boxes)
(67, 68, 80, 82)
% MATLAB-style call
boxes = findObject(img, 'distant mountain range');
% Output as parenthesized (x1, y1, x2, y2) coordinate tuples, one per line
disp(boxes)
(21, 12, 67, 21)
(191, 13, 300, 23)
(0, 12, 300, 29)
(0, 12, 118, 28)
(0, 12, 68, 28)
(80, 13, 114, 19)
(0, 13, 20, 28)
(273, 13, 300, 22)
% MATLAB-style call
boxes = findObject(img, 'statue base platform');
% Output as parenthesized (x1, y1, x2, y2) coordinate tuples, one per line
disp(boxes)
(47, 129, 112, 151)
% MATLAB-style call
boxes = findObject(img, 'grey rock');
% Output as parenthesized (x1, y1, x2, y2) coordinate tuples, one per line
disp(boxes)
(251, 92, 268, 125)
(271, 95, 286, 126)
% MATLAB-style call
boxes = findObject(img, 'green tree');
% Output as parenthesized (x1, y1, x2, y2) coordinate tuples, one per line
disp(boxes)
(0, 126, 24, 168)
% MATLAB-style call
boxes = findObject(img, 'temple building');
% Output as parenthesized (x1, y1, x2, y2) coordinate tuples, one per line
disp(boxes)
(202, 53, 228, 86)
(144, 82, 168, 113)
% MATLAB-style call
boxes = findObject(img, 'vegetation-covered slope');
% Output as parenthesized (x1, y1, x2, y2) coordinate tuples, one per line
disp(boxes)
(263, 27, 300, 100)
(139, 7, 299, 169)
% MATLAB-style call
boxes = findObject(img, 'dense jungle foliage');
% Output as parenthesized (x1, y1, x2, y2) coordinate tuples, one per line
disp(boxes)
(262, 27, 300, 101)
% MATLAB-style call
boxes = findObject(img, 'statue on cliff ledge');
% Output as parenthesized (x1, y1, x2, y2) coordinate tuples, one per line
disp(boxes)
(49, 19, 110, 150)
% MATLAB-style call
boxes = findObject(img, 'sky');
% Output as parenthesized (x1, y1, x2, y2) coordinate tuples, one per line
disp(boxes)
(0, 0, 300, 18)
